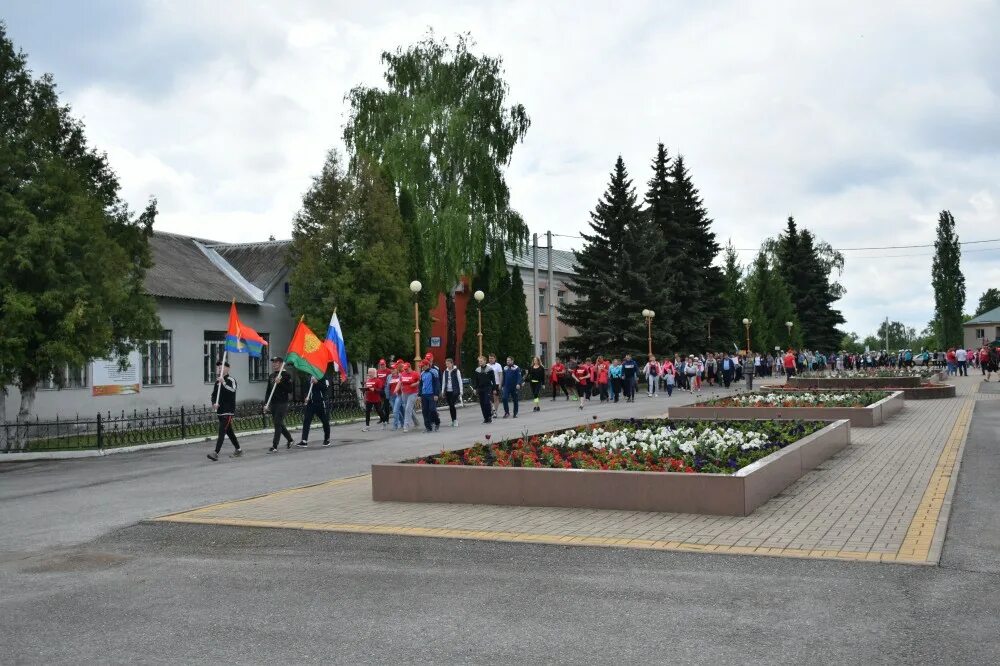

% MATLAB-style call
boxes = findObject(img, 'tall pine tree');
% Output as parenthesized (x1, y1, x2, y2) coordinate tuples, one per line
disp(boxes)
(501, 268, 534, 366)
(715, 241, 746, 350)
(931, 210, 965, 347)
(668, 155, 721, 351)
(639, 143, 679, 351)
(559, 157, 647, 357)
(745, 251, 800, 353)
(459, 256, 495, 374)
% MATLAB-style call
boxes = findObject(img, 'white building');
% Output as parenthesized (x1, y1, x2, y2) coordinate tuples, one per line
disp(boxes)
(3, 231, 295, 422)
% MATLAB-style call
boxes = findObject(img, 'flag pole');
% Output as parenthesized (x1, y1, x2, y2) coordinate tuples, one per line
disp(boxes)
(266, 315, 302, 409)
(213, 349, 228, 404)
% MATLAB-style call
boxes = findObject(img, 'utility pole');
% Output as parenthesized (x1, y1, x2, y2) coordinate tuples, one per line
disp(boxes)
(532, 233, 540, 359)
(885, 316, 890, 352)
(547, 231, 556, 366)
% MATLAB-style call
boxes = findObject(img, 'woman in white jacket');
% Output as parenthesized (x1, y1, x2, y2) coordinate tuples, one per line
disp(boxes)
(642, 355, 661, 397)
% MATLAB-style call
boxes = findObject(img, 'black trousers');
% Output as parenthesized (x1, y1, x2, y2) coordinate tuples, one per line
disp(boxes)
(420, 395, 440, 431)
(215, 415, 239, 454)
(611, 377, 623, 401)
(302, 402, 330, 442)
(552, 380, 568, 400)
(529, 382, 541, 400)
(365, 401, 387, 426)
(478, 389, 492, 422)
(444, 390, 460, 421)
(270, 403, 292, 447)
(597, 383, 608, 401)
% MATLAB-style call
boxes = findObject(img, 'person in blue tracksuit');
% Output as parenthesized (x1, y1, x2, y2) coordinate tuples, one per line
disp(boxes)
(419, 360, 441, 432)
(501, 357, 523, 418)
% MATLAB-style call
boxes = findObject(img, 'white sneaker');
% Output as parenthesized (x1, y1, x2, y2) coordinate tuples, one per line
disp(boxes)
(362, 426, 369, 432)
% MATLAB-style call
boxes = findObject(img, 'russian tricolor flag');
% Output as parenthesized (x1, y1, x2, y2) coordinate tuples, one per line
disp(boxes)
(323, 310, 349, 381)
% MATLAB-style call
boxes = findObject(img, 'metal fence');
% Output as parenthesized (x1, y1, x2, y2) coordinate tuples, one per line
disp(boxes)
(1, 387, 364, 453)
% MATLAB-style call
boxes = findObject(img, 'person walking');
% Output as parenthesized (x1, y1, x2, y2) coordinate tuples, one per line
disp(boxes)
(549, 357, 569, 401)
(441, 357, 463, 426)
(362, 368, 387, 431)
(419, 359, 441, 432)
(472, 355, 497, 423)
(208, 360, 241, 461)
(956, 347, 968, 376)
(501, 356, 523, 418)
(743, 352, 755, 390)
(609, 358, 624, 403)
(594, 356, 610, 402)
(264, 356, 294, 454)
(375, 359, 392, 426)
(400, 361, 421, 432)
(662, 359, 675, 397)
(783, 349, 796, 379)
(487, 353, 503, 417)
(643, 355, 660, 397)
(622, 353, 638, 402)
(527, 356, 545, 412)
(388, 364, 404, 430)
(571, 361, 590, 409)
(297, 375, 331, 447)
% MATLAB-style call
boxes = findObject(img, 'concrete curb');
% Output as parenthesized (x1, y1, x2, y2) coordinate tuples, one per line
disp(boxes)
(0, 417, 367, 461)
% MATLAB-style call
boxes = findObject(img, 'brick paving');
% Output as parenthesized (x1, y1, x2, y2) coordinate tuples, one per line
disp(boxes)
(158, 376, 982, 565)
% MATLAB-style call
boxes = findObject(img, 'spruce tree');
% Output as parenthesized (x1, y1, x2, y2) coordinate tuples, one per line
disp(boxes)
(639, 143, 679, 352)
(716, 242, 746, 350)
(459, 256, 494, 374)
(559, 157, 646, 357)
(745, 251, 800, 354)
(931, 210, 965, 347)
(502, 268, 534, 366)
(668, 155, 721, 352)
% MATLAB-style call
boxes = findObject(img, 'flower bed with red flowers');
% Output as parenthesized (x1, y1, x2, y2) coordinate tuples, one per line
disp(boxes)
(407, 418, 827, 475)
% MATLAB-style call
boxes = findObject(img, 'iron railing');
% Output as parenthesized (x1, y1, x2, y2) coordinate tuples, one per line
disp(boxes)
(1, 387, 364, 453)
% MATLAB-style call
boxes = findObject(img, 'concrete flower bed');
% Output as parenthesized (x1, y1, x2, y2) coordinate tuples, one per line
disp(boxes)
(763, 383, 956, 400)
(788, 375, 922, 389)
(668, 391, 904, 428)
(371, 419, 850, 516)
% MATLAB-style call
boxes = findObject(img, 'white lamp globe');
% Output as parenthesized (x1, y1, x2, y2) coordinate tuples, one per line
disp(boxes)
(409, 280, 422, 294)
(474, 290, 485, 302)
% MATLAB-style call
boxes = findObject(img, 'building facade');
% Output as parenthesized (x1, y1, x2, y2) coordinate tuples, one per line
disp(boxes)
(425, 247, 579, 368)
(964, 306, 1000, 349)
(3, 232, 295, 422)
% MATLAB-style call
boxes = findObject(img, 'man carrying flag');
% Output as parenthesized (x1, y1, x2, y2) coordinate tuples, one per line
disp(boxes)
(266, 317, 332, 453)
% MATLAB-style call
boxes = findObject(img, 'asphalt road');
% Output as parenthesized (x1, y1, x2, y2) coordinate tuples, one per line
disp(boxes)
(2, 384, 998, 664)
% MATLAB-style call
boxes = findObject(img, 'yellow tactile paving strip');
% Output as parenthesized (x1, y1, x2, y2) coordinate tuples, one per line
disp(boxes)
(155, 381, 981, 566)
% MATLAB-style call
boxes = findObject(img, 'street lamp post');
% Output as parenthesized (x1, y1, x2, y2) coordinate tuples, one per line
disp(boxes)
(642, 309, 655, 356)
(742, 317, 752, 354)
(785, 321, 793, 347)
(410, 280, 422, 363)
(474, 290, 485, 358)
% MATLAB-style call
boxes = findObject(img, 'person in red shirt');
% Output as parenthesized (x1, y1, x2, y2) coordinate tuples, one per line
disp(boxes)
(399, 362, 421, 432)
(375, 358, 391, 422)
(946, 348, 957, 376)
(550, 358, 569, 401)
(362, 368, 386, 431)
(595, 356, 610, 402)
(783, 349, 797, 378)
(572, 361, 591, 408)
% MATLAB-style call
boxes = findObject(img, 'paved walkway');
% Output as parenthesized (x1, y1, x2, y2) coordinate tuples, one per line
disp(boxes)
(157, 377, 982, 565)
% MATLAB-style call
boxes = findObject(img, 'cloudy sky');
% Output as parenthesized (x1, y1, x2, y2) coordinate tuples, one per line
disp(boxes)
(5, 0, 999, 337)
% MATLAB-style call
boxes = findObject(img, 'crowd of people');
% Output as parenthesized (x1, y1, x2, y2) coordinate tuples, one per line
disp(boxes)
(205, 341, 998, 461)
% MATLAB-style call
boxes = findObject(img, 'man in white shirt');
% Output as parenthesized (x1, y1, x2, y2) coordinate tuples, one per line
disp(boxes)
(487, 353, 503, 418)
(956, 347, 968, 376)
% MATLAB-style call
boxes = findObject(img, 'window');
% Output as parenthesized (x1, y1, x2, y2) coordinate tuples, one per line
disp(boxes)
(557, 290, 566, 305)
(204, 331, 227, 383)
(538, 288, 546, 312)
(39, 364, 88, 390)
(996, 326, 1000, 340)
(540, 341, 548, 363)
(249, 333, 271, 382)
(142, 331, 173, 386)
(976, 328, 986, 340)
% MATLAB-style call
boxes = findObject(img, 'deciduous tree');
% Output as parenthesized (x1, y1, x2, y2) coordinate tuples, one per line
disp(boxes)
(931, 210, 965, 347)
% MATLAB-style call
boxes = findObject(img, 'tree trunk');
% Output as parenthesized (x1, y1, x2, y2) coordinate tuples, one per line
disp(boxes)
(446, 291, 457, 360)
(16, 381, 36, 451)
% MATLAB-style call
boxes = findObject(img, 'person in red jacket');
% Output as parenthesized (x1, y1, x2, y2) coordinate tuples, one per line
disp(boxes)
(399, 362, 421, 432)
(572, 361, 591, 409)
(362, 368, 387, 432)
(595, 356, 610, 402)
(783, 349, 797, 378)
(550, 357, 569, 401)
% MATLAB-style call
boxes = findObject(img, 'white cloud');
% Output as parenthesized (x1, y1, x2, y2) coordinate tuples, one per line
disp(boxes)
(23, 0, 1000, 336)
